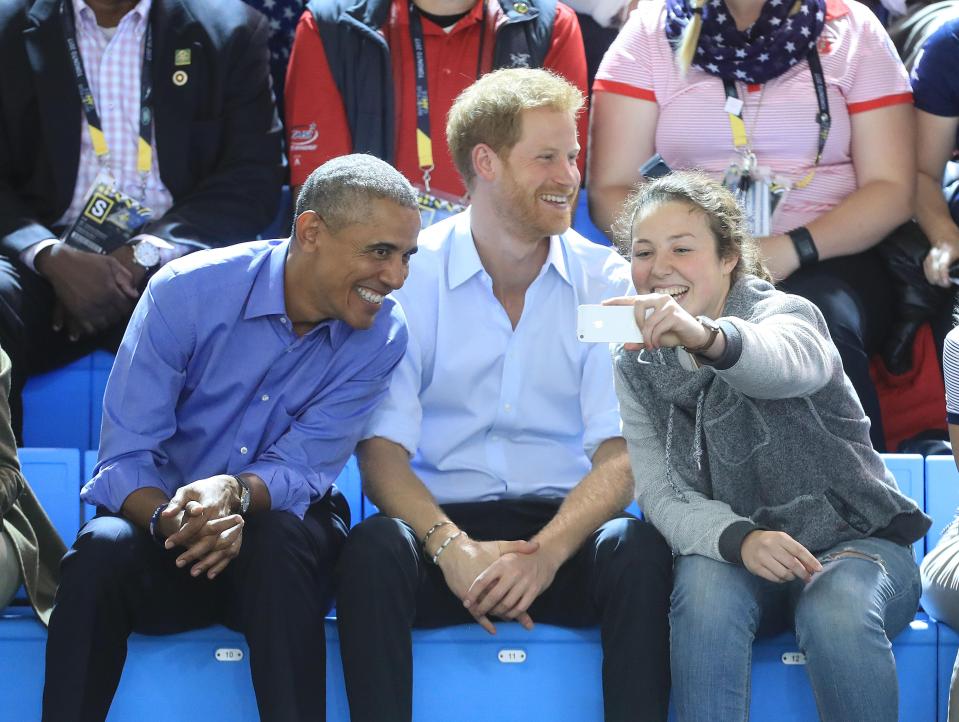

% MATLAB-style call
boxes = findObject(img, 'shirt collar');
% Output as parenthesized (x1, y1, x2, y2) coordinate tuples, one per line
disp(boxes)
(244, 240, 351, 350)
(447, 208, 573, 289)
(245, 240, 291, 320)
(73, 0, 152, 32)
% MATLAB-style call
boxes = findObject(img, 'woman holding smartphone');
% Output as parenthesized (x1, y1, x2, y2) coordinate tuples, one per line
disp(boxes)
(608, 172, 930, 722)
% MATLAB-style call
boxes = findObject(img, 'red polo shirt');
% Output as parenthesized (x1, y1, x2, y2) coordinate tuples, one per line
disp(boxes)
(285, 0, 589, 198)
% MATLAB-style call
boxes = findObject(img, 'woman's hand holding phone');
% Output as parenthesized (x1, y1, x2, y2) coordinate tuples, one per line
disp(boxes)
(602, 294, 714, 354)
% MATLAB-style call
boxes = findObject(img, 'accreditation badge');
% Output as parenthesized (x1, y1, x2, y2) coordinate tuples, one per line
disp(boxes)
(62, 173, 153, 254)
(416, 186, 467, 228)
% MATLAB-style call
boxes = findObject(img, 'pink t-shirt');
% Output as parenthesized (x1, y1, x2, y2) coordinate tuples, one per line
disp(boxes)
(593, 0, 912, 234)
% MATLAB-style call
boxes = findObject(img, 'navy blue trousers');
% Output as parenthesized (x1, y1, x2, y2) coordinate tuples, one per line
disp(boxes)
(42, 490, 348, 722)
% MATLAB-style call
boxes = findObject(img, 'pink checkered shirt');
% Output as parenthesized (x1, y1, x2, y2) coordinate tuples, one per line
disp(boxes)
(57, 0, 172, 228)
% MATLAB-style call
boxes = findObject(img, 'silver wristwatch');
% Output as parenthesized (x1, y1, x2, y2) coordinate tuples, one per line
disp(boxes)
(130, 239, 161, 270)
(232, 474, 251, 515)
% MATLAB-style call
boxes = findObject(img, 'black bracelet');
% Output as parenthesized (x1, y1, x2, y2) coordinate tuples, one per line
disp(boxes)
(149, 502, 169, 546)
(787, 226, 819, 268)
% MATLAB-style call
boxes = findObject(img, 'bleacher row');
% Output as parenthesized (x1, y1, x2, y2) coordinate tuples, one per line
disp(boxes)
(1, 446, 955, 721)
(0, 359, 954, 721)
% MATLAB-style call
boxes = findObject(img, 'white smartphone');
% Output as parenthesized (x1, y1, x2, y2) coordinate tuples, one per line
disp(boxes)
(577, 304, 643, 343)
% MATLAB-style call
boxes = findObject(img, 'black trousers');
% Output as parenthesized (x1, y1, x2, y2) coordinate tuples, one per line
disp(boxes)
(780, 249, 892, 451)
(335, 498, 673, 722)
(42, 491, 349, 722)
(0, 254, 128, 442)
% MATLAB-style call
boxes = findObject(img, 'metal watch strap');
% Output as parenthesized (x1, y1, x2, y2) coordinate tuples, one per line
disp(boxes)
(232, 474, 251, 515)
(788, 226, 819, 268)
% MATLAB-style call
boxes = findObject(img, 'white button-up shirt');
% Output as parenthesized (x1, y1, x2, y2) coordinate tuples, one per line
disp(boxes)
(364, 209, 632, 504)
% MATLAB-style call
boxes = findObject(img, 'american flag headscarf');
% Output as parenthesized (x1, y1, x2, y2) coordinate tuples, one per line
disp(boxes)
(664, 0, 827, 84)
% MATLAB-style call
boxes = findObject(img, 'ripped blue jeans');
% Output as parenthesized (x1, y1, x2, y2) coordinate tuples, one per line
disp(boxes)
(670, 536, 921, 722)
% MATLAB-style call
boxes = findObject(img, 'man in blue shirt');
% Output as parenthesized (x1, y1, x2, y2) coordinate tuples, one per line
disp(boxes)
(335, 70, 672, 721)
(42, 155, 421, 722)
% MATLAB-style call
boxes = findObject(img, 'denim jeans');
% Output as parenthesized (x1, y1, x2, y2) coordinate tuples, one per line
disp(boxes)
(670, 536, 921, 722)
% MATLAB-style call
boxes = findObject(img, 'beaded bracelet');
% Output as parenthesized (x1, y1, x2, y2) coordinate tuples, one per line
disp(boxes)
(431, 530, 464, 565)
(149, 502, 169, 546)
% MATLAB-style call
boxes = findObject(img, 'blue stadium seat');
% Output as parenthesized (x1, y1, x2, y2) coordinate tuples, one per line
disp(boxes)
(925, 455, 959, 557)
(326, 620, 604, 721)
(326, 615, 937, 721)
(881, 453, 925, 561)
(19, 447, 81, 544)
(940, 623, 958, 722)
(108, 627, 258, 721)
(0, 609, 259, 722)
(749, 617, 936, 722)
(571, 191, 613, 247)
(0, 606, 47, 719)
(22, 356, 93, 449)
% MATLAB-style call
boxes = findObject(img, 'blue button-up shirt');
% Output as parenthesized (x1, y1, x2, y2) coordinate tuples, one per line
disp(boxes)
(82, 239, 408, 518)
(363, 209, 631, 503)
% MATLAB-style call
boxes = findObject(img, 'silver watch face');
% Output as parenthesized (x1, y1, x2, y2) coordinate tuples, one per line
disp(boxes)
(133, 241, 160, 268)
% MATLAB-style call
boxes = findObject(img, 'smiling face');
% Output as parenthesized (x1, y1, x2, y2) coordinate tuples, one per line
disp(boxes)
(630, 201, 739, 319)
(488, 107, 581, 239)
(288, 197, 421, 330)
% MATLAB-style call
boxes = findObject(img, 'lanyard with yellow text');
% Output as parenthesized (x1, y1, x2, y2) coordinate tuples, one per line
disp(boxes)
(408, 1, 486, 195)
(722, 49, 830, 190)
(61, 0, 154, 201)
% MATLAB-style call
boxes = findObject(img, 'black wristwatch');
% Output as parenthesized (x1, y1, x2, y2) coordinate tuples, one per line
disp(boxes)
(787, 226, 819, 268)
(685, 316, 722, 355)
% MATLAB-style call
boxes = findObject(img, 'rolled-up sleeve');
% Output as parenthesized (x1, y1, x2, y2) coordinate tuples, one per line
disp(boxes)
(244, 321, 409, 517)
(580, 341, 625, 459)
(81, 271, 194, 512)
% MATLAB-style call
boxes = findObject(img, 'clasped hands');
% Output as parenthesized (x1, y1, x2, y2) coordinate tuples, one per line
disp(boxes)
(433, 529, 562, 635)
(36, 240, 159, 341)
(156, 474, 245, 581)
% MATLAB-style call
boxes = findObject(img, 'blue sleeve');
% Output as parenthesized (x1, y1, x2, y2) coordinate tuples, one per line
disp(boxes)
(80, 268, 195, 512)
(912, 18, 959, 118)
(241, 308, 409, 517)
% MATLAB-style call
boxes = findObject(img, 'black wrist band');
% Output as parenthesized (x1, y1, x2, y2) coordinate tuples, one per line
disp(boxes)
(787, 226, 819, 268)
(149, 502, 169, 545)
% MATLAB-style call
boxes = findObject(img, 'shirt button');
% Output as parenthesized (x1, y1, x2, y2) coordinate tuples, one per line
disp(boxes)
(504, 403, 512, 412)
(261, 394, 270, 402)
(281, 317, 289, 325)
(240, 446, 249, 455)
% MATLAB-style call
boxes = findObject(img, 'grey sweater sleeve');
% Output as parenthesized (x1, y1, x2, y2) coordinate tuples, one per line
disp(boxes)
(614, 361, 755, 562)
(705, 305, 839, 399)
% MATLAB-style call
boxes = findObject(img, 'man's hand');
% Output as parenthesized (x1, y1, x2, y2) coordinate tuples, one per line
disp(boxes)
(924, 241, 959, 288)
(741, 530, 822, 583)
(162, 474, 241, 549)
(434, 533, 539, 634)
(173, 514, 245, 579)
(36, 244, 139, 338)
(110, 244, 148, 289)
(463, 546, 562, 631)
